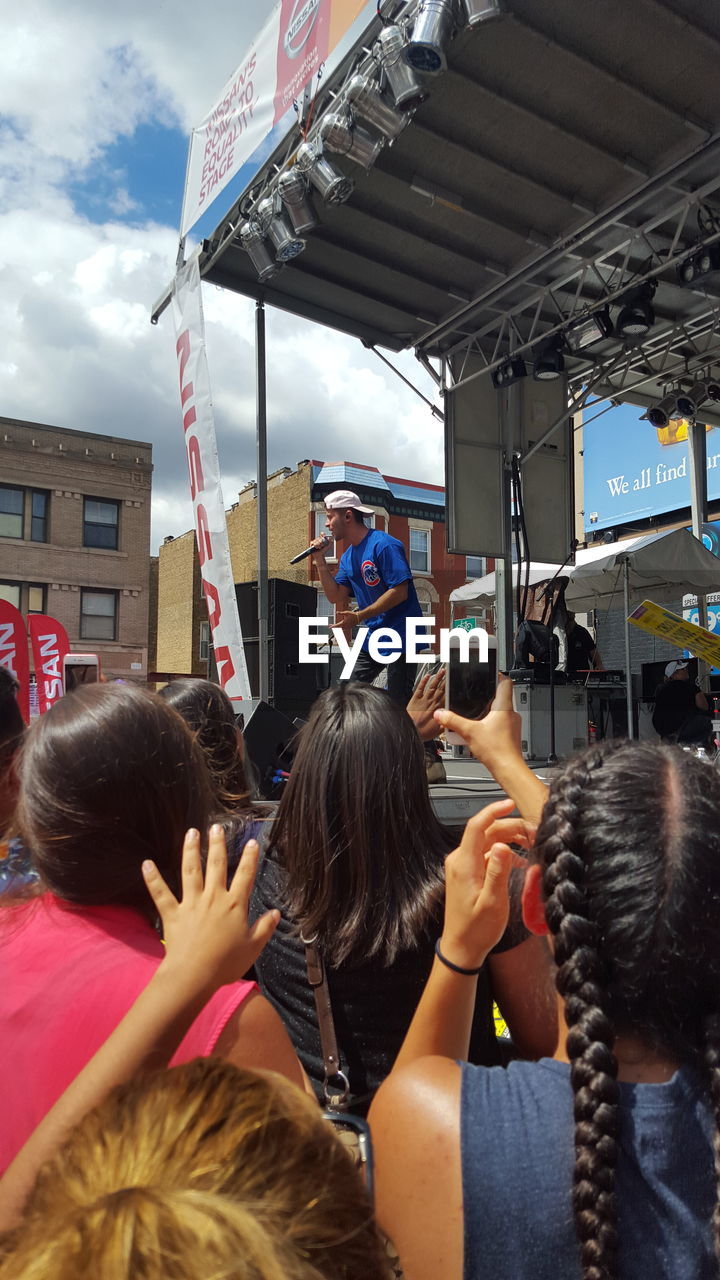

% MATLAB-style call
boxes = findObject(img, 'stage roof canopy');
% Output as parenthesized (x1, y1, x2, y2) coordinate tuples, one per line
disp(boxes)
(154, 0, 720, 417)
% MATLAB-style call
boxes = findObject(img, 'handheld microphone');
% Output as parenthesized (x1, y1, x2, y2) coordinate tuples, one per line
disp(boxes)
(290, 532, 331, 565)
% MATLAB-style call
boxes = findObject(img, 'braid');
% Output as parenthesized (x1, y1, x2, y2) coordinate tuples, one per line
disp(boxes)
(704, 1014, 720, 1260)
(537, 747, 620, 1280)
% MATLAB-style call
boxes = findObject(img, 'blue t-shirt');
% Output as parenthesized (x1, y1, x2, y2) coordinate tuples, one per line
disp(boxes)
(334, 529, 422, 652)
(461, 1058, 715, 1280)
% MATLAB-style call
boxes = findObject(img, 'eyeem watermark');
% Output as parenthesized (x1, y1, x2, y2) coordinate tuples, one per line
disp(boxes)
(298, 618, 489, 679)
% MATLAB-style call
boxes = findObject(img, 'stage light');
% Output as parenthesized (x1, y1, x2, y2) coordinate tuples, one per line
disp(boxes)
(533, 341, 565, 381)
(687, 380, 710, 411)
(239, 218, 277, 282)
(459, 0, 504, 26)
(296, 140, 354, 204)
(491, 357, 527, 389)
(706, 382, 720, 403)
(320, 112, 384, 171)
(257, 195, 306, 262)
(564, 307, 613, 352)
(675, 393, 696, 419)
(677, 245, 720, 286)
(346, 73, 409, 142)
(278, 167, 317, 234)
(645, 393, 677, 429)
(404, 0, 455, 75)
(375, 25, 429, 112)
(616, 283, 655, 338)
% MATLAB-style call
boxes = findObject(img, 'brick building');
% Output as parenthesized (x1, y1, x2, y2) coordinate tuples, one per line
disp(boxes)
(155, 459, 490, 678)
(0, 417, 153, 681)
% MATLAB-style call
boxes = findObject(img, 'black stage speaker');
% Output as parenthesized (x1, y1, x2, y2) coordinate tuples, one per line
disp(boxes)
(242, 699, 300, 800)
(235, 579, 318, 719)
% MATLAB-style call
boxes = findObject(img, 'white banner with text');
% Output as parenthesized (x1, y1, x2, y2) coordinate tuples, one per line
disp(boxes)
(171, 255, 251, 701)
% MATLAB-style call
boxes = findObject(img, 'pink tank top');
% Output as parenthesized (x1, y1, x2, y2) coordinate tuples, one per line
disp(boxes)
(0, 894, 256, 1171)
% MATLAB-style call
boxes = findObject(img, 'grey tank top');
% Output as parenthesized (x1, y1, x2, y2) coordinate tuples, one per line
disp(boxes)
(461, 1058, 716, 1280)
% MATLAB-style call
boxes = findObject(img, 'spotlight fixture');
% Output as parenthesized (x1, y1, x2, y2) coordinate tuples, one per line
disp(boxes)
(533, 340, 565, 382)
(238, 218, 277, 282)
(296, 141, 354, 204)
(616, 282, 656, 339)
(459, 0, 504, 26)
(675, 393, 696, 419)
(375, 25, 429, 112)
(404, 0, 455, 75)
(278, 167, 317, 234)
(645, 393, 680, 429)
(257, 195, 306, 262)
(319, 112, 384, 171)
(686, 380, 711, 412)
(564, 307, 613, 352)
(345, 73, 409, 142)
(491, 357, 527, 389)
(677, 244, 720, 286)
(706, 382, 720, 404)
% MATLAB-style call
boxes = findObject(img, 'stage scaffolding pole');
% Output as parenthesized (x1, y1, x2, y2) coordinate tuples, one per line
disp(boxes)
(256, 300, 269, 704)
(688, 420, 710, 693)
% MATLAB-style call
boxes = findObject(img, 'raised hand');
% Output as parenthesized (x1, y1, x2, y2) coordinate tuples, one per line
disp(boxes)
(142, 825, 279, 994)
(407, 669, 446, 741)
(434, 674, 521, 769)
(440, 799, 533, 971)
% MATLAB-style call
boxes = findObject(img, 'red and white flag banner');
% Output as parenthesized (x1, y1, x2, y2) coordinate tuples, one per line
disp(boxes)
(171, 255, 251, 701)
(27, 615, 70, 715)
(0, 599, 30, 723)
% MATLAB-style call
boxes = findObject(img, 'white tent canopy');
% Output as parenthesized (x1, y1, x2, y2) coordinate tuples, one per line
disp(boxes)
(450, 529, 720, 738)
(451, 530, 720, 613)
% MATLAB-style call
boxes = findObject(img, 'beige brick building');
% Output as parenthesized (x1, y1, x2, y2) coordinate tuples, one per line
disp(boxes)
(0, 417, 152, 681)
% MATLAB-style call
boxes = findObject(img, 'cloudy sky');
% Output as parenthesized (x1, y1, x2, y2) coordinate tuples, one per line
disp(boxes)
(0, 0, 443, 551)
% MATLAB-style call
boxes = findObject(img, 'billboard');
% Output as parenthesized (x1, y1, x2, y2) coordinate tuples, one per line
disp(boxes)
(181, 0, 375, 238)
(583, 402, 720, 533)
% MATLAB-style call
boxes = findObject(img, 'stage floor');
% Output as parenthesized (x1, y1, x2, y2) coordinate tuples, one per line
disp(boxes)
(429, 756, 553, 831)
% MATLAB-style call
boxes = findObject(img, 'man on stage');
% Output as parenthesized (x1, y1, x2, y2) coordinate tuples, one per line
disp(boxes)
(311, 489, 423, 705)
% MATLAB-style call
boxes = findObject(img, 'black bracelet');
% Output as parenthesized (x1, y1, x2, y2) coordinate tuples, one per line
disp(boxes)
(434, 938, 483, 976)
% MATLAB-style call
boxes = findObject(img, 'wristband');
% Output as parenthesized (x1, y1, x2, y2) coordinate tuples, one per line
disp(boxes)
(434, 938, 483, 976)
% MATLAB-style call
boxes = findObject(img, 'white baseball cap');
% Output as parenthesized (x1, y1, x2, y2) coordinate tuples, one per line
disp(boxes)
(323, 489, 374, 515)
(665, 660, 688, 678)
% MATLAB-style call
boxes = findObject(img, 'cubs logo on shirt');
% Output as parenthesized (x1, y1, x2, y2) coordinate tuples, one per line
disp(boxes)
(361, 559, 381, 587)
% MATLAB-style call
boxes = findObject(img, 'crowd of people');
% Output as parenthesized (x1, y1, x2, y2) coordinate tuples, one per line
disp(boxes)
(1, 642, 719, 1279)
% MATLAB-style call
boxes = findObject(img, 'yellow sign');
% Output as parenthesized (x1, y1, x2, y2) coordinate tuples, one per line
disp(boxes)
(628, 599, 720, 667)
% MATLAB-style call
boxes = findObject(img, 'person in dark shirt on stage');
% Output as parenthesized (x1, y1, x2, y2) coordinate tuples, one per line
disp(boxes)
(652, 658, 711, 745)
(311, 489, 423, 706)
(565, 611, 602, 675)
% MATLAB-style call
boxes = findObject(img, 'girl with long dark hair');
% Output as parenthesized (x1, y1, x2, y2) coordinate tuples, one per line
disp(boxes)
(371, 681, 720, 1280)
(251, 681, 556, 1112)
(0, 682, 303, 1173)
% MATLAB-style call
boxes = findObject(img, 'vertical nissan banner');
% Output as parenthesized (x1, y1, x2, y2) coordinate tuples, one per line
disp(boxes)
(171, 258, 251, 701)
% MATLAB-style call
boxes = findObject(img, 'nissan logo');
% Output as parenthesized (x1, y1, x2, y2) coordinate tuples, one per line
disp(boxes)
(283, 0, 321, 59)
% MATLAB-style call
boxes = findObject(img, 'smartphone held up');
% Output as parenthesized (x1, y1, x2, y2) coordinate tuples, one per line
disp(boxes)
(444, 634, 497, 745)
(62, 653, 101, 694)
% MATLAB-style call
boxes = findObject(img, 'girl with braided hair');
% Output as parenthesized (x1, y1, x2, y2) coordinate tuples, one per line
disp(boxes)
(371, 679, 720, 1280)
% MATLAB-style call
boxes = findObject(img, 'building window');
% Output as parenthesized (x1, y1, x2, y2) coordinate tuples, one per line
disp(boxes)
(0, 487, 24, 539)
(27, 585, 45, 614)
(0, 582, 21, 609)
(199, 621, 211, 662)
(409, 527, 430, 574)
(31, 491, 48, 543)
(81, 590, 117, 641)
(466, 555, 486, 579)
(363, 512, 376, 529)
(316, 590, 335, 620)
(0, 582, 46, 614)
(83, 498, 119, 550)
(314, 510, 337, 560)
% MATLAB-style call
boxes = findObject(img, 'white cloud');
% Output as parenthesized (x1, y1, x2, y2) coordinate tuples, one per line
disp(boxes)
(0, 0, 444, 555)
